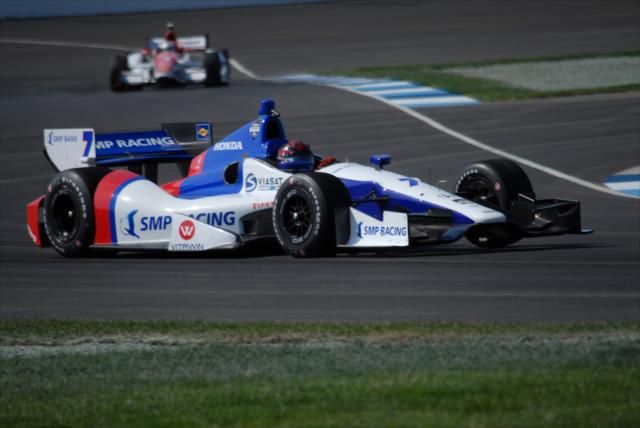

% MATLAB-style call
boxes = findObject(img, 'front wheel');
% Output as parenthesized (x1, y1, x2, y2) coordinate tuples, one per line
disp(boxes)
(272, 173, 350, 257)
(455, 159, 534, 247)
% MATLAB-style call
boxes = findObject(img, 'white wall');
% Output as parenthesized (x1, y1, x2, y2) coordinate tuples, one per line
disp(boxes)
(0, 0, 323, 19)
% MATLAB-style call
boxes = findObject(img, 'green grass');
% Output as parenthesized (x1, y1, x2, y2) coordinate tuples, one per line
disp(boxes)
(1, 320, 639, 427)
(326, 51, 640, 101)
(1, 319, 638, 344)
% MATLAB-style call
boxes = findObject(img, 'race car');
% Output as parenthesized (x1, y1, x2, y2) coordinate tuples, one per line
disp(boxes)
(110, 34, 230, 91)
(27, 99, 590, 257)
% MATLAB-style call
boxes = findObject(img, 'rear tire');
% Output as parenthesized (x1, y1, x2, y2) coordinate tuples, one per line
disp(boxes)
(455, 159, 533, 248)
(43, 168, 111, 257)
(110, 55, 129, 92)
(273, 173, 350, 257)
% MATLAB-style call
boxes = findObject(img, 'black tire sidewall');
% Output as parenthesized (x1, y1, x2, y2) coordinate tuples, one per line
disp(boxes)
(456, 165, 511, 212)
(110, 55, 128, 91)
(273, 174, 345, 257)
(43, 168, 111, 257)
(204, 52, 221, 86)
(43, 172, 94, 256)
(455, 159, 534, 213)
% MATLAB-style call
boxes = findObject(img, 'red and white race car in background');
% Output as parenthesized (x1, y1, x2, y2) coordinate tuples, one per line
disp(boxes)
(110, 35, 230, 91)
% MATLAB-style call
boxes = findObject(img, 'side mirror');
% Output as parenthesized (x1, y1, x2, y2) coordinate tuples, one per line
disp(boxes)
(370, 154, 391, 169)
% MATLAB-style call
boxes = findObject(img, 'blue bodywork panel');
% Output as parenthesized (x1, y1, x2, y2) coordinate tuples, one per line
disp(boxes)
(94, 123, 212, 166)
(177, 100, 287, 198)
(159, 99, 474, 224)
(95, 130, 189, 166)
(339, 178, 473, 225)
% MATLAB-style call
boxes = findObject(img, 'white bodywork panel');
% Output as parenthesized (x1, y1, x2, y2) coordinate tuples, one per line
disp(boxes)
(340, 209, 409, 247)
(44, 128, 95, 171)
(322, 162, 506, 224)
(102, 159, 506, 251)
(108, 159, 288, 250)
(168, 213, 237, 251)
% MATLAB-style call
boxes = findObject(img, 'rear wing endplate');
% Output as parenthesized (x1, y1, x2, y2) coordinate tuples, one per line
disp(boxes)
(44, 122, 212, 173)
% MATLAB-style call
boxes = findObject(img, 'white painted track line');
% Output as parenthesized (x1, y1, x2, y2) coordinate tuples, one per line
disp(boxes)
(328, 83, 637, 199)
(364, 87, 444, 96)
(392, 96, 479, 106)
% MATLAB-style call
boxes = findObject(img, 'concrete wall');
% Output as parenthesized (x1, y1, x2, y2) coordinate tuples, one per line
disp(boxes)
(0, 0, 324, 19)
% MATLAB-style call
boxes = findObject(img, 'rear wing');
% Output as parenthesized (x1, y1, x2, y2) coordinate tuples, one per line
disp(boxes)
(148, 34, 209, 51)
(44, 122, 212, 174)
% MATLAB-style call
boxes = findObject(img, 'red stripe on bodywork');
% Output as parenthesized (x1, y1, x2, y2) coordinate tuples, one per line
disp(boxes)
(158, 150, 208, 197)
(93, 170, 140, 244)
(26, 195, 45, 246)
(188, 151, 207, 176)
(160, 177, 185, 196)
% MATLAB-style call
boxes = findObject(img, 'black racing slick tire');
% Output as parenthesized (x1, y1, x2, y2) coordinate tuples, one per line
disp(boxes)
(204, 52, 222, 86)
(273, 173, 350, 257)
(222, 49, 230, 84)
(455, 159, 534, 248)
(455, 159, 534, 213)
(110, 55, 128, 92)
(43, 168, 111, 257)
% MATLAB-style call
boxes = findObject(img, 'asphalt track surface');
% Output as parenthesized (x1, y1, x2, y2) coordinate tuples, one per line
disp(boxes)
(0, 1, 638, 321)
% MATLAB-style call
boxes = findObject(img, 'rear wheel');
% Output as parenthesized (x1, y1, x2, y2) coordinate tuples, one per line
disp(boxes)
(43, 168, 111, 257)
(273, 173, 350, 257)
(455, 159, 533, 247)
(110, 55, 129, 92)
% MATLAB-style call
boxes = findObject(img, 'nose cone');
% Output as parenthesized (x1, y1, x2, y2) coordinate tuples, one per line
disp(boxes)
(154, 52, 177, 73)
(467, 206, 507, 224)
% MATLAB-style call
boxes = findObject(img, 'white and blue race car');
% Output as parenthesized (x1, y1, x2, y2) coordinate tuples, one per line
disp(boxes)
(27, 100, 590, 257)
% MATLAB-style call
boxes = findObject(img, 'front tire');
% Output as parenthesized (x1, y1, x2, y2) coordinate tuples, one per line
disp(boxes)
(455, 159, 533, 248)
(273, 173, 350, 257)
(204, 51, 222, 86)
(43, 168, 111, 257)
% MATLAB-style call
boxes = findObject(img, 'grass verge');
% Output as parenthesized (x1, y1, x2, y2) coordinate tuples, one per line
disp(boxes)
(1, 320, 639, 427)
(327, 51, 640, 101)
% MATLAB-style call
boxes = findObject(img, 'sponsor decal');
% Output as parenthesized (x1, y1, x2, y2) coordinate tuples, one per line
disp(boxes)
(188, 211, 235, 227)
(356, 221, 407, 239)
(119, 209, 172, 239)
(170, 242, 205, 251)
(178, 220, 195, 240)
(47, 131, 80, 145)
(96, 137, 175, 150)
(95, 131, 177, 152)
(120, 209, 141, 239)
(249, 120, 261, 138)
(195, 123, 210, 141)
(437, 193, 476, 205)
(245, 173, 283, 193)
(213, 140, 243, 151)
(252, 201, 273, 210)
